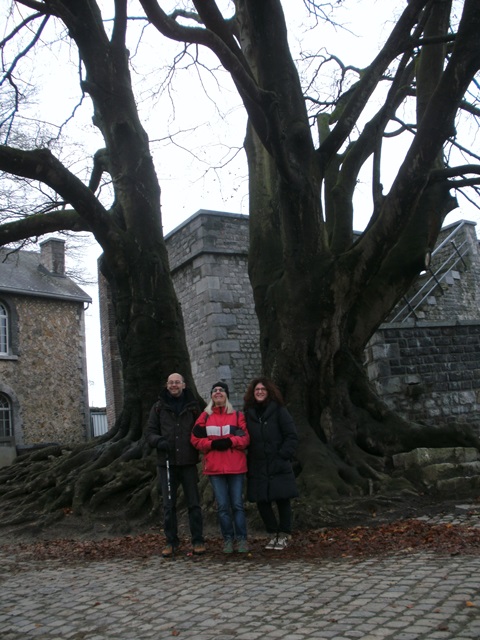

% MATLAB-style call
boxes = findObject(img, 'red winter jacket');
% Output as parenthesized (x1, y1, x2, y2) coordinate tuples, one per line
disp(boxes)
(191, 406, 250, 475)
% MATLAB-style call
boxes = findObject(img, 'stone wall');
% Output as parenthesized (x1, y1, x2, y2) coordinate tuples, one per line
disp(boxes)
(166, 210, 260, 408)
(365, 321, 480, 432)
(365, 220, 480, 433)
(0, 295, 89, 447)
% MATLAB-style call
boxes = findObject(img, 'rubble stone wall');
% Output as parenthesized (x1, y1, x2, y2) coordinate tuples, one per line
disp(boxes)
(0, 294, 89, 447)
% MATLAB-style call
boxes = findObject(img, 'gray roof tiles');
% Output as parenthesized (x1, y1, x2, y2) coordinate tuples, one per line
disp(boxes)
(0, 248, 92, 304)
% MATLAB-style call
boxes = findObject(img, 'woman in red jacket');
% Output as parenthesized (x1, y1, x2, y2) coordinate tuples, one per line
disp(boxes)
(191, 381, 250, 553)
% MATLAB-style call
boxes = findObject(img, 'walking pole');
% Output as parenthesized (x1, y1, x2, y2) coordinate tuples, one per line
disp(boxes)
(165, 454, 172, 503)
(165, 453, 175, 559)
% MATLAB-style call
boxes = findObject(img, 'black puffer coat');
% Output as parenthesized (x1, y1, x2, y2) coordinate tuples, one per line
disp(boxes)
(245, 401, 299, 502)
(145, 388, 200, 467)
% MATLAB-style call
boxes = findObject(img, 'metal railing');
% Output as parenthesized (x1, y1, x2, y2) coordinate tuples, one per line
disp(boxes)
(390, 221, 470, 323)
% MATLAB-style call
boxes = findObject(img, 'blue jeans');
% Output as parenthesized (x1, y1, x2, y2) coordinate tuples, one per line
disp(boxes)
(209, 474, 247, 541)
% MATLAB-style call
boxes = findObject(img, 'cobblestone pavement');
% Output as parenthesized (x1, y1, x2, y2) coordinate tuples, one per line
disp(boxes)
(1, 508, 480, 640)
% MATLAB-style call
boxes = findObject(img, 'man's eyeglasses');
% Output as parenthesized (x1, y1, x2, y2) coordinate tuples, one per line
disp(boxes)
(168, 380, 184, 386)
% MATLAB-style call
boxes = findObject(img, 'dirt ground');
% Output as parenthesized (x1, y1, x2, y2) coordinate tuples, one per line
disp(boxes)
(2, 493, 480, 564)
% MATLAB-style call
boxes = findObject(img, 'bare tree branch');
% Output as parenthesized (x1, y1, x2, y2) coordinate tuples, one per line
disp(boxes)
(138, 0, 273, 151)
(0, 13, 50, 142)
(0, 208, 89, 245)
(0, 145, 110, 234)
(112, 0, 128, 46)
(458, 185, 480, 209)
(431, 164, 480, 180)
(0, 10, 43, 48)
(11, 0, 52, 14)
(459, 99, 480, 118)
(319, 0, 430, 162)
(448, 177, 480, 187)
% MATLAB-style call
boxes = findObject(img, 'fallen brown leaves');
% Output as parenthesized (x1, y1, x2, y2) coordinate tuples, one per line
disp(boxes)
(297, 519, 480, 559)
(4, 518, 480, 565)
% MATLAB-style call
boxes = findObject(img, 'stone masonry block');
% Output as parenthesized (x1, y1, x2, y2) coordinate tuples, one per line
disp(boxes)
(203, 326, 228, 342)
(211, 340, 241, 353)
(370, 344, 390, 360)
(215, 365, 232, 380)
(195, 276, 220, 294)
(393, 447, 479, 470)
(382, 377, 403, 394)
(206, 313, 238, 327)
(421, 461, 480, 484)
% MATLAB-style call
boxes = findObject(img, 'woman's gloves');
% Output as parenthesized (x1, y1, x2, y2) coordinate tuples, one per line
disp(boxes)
(210, 438, 232, 451)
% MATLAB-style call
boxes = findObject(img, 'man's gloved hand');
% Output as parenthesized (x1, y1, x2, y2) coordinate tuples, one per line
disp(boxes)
(211, 438, 232, 451)
(156, 440, 171, 452)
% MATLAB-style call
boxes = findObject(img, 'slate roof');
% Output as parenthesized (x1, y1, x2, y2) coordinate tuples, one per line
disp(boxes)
(0, 248, 91, 304)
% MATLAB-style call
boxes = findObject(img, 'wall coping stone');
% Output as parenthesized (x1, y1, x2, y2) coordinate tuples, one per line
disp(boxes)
(380, 319, 480, 330)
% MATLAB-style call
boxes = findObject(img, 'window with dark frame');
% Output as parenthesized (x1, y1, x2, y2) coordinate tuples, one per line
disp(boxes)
(0, 393, 12, 438)
(0, 302, 8, 355)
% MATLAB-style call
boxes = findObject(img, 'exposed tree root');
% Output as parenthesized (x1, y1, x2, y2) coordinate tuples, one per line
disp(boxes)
(1, 396, 479, 543)
(0, 437, 157, 530)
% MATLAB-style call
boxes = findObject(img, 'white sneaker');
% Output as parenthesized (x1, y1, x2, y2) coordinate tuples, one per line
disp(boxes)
(273, 535, 289, 550)
(265, 536, 278, 550)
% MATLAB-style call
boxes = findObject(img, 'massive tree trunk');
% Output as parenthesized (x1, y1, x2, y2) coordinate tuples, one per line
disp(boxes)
(239, 0, 480, 496)
(0, 1, 196, 527)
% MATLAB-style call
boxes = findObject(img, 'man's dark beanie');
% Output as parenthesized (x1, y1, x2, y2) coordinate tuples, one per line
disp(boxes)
(210, 381, 230, 398)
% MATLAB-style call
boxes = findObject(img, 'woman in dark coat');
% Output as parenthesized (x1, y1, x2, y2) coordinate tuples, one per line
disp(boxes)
(244, 377, 298, 550)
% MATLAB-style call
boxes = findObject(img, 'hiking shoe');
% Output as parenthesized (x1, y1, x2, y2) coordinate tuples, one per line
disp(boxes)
(193, 542, 206, 555)
(223, 540, 234, 554)
(273, 535, 289, 550)
(265, 536, 277, 550)
(237, 539, 249, 553)
(162, 544, 178, 558)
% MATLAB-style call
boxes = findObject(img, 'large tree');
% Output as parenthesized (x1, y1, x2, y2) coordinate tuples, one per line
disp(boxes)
(0, 0, 199, 524)
(139, 0, 480, 493)
(0, 0, 479, 531)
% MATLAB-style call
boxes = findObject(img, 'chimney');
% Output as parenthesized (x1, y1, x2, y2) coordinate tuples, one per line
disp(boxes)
(40, 238, 65, 276)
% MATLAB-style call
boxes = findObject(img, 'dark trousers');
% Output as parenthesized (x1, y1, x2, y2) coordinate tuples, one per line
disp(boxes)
(257, 498, 292, 535)
(158, 464, 204, 545)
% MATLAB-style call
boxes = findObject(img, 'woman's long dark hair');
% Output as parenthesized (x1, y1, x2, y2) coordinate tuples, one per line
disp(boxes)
(243, 377, 285, 409)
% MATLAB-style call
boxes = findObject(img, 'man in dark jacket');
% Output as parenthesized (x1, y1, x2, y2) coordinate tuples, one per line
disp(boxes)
(146, 373, 205, 557)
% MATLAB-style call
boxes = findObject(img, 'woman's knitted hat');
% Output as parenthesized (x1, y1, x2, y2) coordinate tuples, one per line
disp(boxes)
(210, 381, 230, 398)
